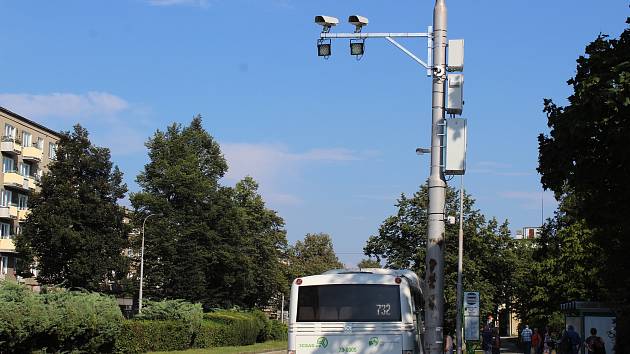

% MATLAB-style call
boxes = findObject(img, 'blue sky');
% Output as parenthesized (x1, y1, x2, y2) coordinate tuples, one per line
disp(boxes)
(1, 0, 627, 266)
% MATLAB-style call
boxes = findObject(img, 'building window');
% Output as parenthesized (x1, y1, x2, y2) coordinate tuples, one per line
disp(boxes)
(22, 132, 32, 148)
(0, 223, 10, 239)
(36, 137, 44, 150)
(0, 256, 8, 275)
(17, 194, 28, 210)
(19, 162, 31, 177)
(49, 142, 57, 160)
(2, 157, 15, 173)
(4, 124, 15, 139)
(0, 190, 11, 207)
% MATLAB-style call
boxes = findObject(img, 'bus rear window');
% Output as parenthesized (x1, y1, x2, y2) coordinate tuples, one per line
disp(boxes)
(297, 284, 401, 322)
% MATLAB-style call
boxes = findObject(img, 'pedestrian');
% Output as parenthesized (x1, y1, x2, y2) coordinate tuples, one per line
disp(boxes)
(560, 325, 581, 354)
(584, 327, 606, 354)
(522, 325, 533, 354)
(543, 329, 552, 354)
(532, 328, 542, 354)
(482, 325, 493, 354)
(492, 327, 501, 354)
(444, 332, 454, 354)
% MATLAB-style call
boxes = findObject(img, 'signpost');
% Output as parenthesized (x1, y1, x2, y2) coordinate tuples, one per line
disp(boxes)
(463, 292, 480, 341)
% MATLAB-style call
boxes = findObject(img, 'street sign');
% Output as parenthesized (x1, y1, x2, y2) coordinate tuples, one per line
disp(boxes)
(463, 292, 480, 341)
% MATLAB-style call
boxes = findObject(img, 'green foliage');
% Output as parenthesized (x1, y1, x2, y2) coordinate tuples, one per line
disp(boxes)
(115, 320, 192, 353)
(137, 299, 203, 334)
(357, 258, 382, 268)
(537, 18, 630, 351)
(287, 233, 344, 280)
(364, 183, 523, 333)
(16, 124, 129, 291)
(269, 321, 288, 341)
(130, 116, 287, 308)
(0, 282, 123, 353)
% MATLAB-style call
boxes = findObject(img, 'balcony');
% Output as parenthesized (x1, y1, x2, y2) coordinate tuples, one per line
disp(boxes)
(18, 209, 30, 222)
(3, 172, 30, 190)
(22, 146, 43, 162)
(0, 206, 18, 219)
(0, 136, 22, 155)
(0, 238, 15, 252)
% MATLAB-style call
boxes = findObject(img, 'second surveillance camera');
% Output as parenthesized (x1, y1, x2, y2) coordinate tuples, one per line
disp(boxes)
(348, 15, 369, 27)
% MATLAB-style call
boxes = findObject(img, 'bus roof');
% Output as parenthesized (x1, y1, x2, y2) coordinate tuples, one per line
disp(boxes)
(321, 268, 422, 293)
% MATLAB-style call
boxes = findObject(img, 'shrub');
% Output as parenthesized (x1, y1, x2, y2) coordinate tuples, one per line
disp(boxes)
(136, 299, 203, 334)
(203, 310, 261, 346)
(269, 320, 288, 341)
(0, 283, 123, 353)
(114, 320, 192, 353)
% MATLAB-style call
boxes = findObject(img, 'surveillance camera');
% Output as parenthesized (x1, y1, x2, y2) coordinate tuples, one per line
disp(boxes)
(348, 15, 369, 27)
(315, 15, 340, 27)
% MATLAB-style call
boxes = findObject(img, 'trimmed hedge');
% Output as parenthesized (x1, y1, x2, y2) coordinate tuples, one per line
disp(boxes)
(115, 309, 286, 353)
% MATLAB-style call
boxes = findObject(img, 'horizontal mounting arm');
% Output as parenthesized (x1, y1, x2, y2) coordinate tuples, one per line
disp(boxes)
(320, 32, 429, 39)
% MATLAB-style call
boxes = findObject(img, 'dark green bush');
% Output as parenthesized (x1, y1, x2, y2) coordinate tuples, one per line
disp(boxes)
(0, 282, 123, 353)
(269, 320, 288, 341)
(203, 310, 261, 345)
(114, 320, 192, 353)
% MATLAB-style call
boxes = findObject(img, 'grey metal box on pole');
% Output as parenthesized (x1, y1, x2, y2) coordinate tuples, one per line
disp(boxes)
(447, 39, 464, 72)
(446, 74, 464, 115)
(444, 118, 467, 175)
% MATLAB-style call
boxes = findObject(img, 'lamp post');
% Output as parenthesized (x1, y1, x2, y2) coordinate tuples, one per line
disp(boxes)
(139, 213, 159, 314)
(456, 175, 464, 354)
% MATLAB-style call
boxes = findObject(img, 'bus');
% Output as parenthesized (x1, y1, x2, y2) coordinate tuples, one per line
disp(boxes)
(288, 268, 424, 354)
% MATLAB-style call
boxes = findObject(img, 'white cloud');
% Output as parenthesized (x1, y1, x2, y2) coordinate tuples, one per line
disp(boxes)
(221, 143, 365, 206)
(468, 160, 534, 176)
(146, 0, 209, 7)
(0, 92, 129, 120)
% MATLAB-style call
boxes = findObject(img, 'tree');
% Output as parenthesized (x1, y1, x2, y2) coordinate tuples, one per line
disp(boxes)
(364, 183, 523, 333)
(287, 233, 343, 279)
(514, 196, 605, 329)
(537, 19, 630, 350)
(16, 125, 128, 291)
(131, 116, 287, 309)
(357, 258, 381, 268)
(233, 176, 289, 307)
(131, 116, 247, 307)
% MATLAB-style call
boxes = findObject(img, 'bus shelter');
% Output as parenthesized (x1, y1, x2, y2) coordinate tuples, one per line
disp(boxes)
(560, 301, 616, 353)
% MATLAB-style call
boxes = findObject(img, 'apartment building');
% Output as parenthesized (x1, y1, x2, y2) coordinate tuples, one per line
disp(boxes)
(0, 106, 60, 282)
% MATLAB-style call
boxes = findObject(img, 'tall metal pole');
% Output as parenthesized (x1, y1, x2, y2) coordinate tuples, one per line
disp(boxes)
(424, 0, 447, 353)
(139, 213, 158, 314)
(456, 176, 464, 354)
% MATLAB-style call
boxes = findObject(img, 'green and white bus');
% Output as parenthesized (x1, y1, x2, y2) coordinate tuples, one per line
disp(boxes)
(288, 268, 424, 354)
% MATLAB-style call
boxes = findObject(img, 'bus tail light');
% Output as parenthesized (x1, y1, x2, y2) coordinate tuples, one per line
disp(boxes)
(295, 278, 303, 285)
(395, 277, 402, 284)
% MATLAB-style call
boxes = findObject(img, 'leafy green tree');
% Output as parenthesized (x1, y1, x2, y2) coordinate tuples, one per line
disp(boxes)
(357, 258, 381, 268)
(515, 197, 605, 329)
(287, 233, 343, 280)
(16, 125, 128, 291)
(537, 19, 630, 350)
(233, 176, 289, 307)
(364, 183, 522, 332)
(131, 116, 248, 307)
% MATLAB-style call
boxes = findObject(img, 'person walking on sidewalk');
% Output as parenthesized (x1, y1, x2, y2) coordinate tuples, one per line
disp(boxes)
(482, 325, 493, 354)
(585, 327, 606, 354)
(522, 325, 533, 354)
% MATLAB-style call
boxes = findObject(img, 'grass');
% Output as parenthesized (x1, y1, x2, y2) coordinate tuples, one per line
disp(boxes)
(150, 340, 287, 354)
